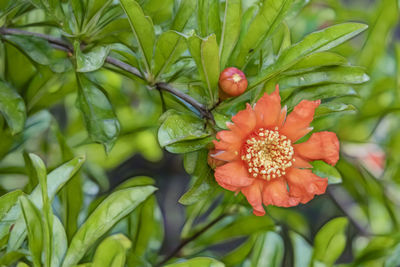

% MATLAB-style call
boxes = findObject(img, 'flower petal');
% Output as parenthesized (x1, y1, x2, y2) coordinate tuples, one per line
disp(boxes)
(292, 155, 313, 168)
(285, 168, 328, 204)
(214, 161, 254, 190)
(280, 100, 321, 141)
(262, 178, 300, 207)
(294, 131, 340, 166)
(277, 105, 287, 128)
(241, 180, 265, 216)
(254, 85, 281, 128)
(232, 103, 257, 135)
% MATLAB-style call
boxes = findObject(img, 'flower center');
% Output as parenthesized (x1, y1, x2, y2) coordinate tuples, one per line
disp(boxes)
(232, 73, 242, 83)
(241, 128, 294, 180)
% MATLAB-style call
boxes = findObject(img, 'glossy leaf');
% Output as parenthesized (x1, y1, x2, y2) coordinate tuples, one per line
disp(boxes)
(19, 195, 43, 267)
(92, 234, 131, 267)
(76, 73, 120, 152)
(187, 34, 220, 106)
(61, 185, 156, 267)
(279, 66, 369, 89)
(312, 217, 348, 266)
(158, 111, 211, 147)
(180, 150, 216, 205)
(250, 231, 284, 267)
(0, 80, 26, 135)
(153, 31, 187, 79)
(251, 23, 368, 88)
(165, 257, 224, 267)
(120, 0, 155, 73)
(171, 0, 196, 31)
(5, 156, 85, 251)
(0, 190, 22, 221)
(219, 0, 241, 69)
(75, 43, 110, 72)
(231, 0, 294, 67)
(290, 231, 313, 267)
(314, 103, 356, 118)
(311, 160, 342, 184)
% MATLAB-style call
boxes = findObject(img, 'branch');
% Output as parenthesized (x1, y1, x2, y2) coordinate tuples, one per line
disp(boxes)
(156, 213, 227, 266)
(0, 27, 215, 122)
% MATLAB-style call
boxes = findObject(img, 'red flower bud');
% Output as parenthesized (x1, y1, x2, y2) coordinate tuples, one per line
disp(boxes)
(218, 67, 248, 97)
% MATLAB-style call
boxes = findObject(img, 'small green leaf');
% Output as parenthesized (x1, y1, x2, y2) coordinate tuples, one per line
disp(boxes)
(92, 234, 132, 267)
(164, 136, 214, 154)
(311, 161, 342, 185)
(75, 42, 110, 72)
(19, 195, 43, 267)
(284, 84, 358, 109)
(231, 0, 294, 67)
(76, 73, 120, 152)
(158, 111, 211, 147)
(61, 186, 157, 267)
(250, 231, 284, 267)
(153, 31, 187, 79)
(251, 23, 368, 88)
(0, 190, 22, 221)
(314, 103, 356, 118)
(51, 216, 68, 267)
(180, 150, 216, 205)
(219, 0, 242, 69)
(165, 257, 224, 267)
(187, 34, 220, 106)
(120, 0, 155, 74)
(5, 156, 85, 251)
(0, 80, 26, 135)
(285, 52, 347, 75)
(171, 0, 196, 31)
(289, 231, 313, 267)
(279, 66, 369, 89)
(312, 217, 348, 266)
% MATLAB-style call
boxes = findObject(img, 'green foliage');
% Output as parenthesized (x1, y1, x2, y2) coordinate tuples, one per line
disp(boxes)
(0, 0, 399, 266)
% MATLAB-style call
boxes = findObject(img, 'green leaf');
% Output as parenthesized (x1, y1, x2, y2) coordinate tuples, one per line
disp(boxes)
(180, 150, 216, 205)
(120, 0, 155, 74)
(76, 73, 120, 152)
(314, 103, 356, 119)
(222, 235, 257, 266)
(4, 156, 85, 251)
(219, 0, 241, 69)
(158, 111, 211, 147)
(187, 34, 220, 106)
(312, 217, 348, 266)
(51, 216, 68, 267)
(153, 31, 187, 79)
(61, 185, 157, 267)
(192, 215, 275, 251)
(285, 52, 347, 75)
(165, 257, 224, 267)
(0, 190, 22, 221)
(289, 231, 313, 267)
(284, 84, 358, 109)
(0, 80, 26, 135)
(142, 0, 174, 24)
(92, 234, 131, 267)
(19, 195, 43, 267)
(231, 0, 294, 67)
(310, 160, 342, 185)
(29, 154, 53, 267)
(75, 43, 110, 72)
(250, 23, 368, 88)
(250, 231, 284, 267)
(128, 193, 164, 265)
(164, 136, 214, 154)
(279, 66, 369, 90)
(171, 0, 196, 31)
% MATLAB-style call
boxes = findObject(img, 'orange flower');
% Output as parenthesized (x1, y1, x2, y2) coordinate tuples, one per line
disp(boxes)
(211, 85, 339, 216)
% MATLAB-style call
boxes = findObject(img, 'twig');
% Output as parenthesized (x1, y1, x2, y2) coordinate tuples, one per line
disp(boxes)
(0, 27, 215, 122)
(327, 187, 371, 236)
(156, 213, 227, 266)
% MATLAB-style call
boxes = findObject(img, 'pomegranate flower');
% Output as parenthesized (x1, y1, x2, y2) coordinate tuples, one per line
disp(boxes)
(211, 85, 339, 216)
